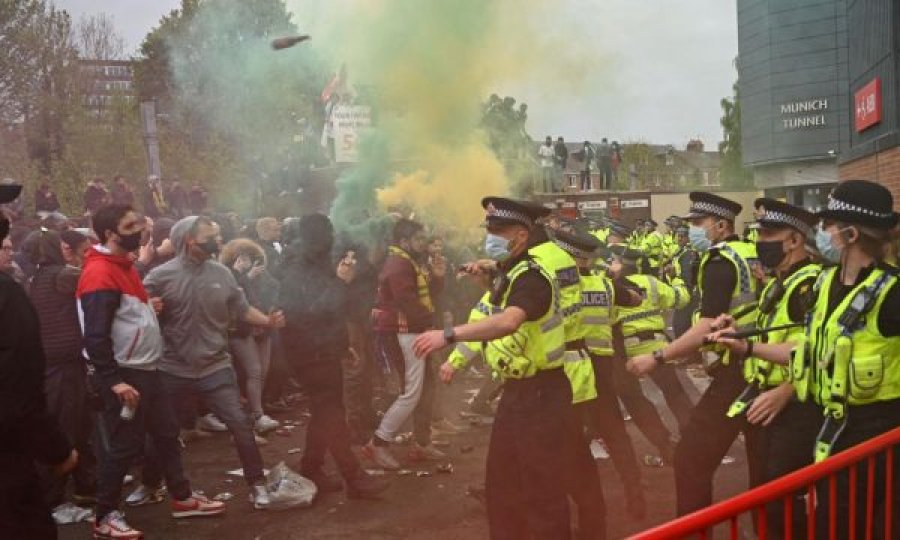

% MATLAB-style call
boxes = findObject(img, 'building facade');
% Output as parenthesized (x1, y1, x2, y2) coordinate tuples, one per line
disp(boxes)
(737, 0, 848, 212)
(78, 59, 136, 114)
(839, 0, 900, 199)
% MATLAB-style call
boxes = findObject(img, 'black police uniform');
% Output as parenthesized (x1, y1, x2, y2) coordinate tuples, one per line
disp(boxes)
(480, 198, 573, 540)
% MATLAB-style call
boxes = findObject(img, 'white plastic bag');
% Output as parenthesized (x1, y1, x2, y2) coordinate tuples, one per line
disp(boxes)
(264, 461, 318, 510)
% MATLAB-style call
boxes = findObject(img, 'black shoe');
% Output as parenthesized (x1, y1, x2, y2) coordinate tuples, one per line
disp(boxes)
(345, 470, 390, 499)
(304, 469, 344, 493)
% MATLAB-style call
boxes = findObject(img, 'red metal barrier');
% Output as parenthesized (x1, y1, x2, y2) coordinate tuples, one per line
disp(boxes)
(629, 426, 900, 540)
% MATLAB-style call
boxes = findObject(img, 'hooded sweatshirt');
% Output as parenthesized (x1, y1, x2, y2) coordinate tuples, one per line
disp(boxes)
(77, 244, 163, 388)
(25, 229, 84, 367)
(279, 214, 350, 360)
(143, 216, 250, 379)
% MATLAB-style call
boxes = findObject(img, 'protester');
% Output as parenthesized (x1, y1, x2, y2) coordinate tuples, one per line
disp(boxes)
(255, 217, 283, 270)
(0, 234, 25, 284)
(0, 183, 79, 540)
(166, 179, 189, 219)
(279, 213, 390, 498)
(219, 238, 281, 434)
(142, 176, 168, 219)
(365, 218, 446, 469)
(539, 136, 556, 192)
(35, 183, 62, 218)
(83, 178, 109, 217)
(188, 184, 208, 215)
(78, 204, 225, 539)
(143, 215, 285, 509)
(111, 176, 135, 206)
(24, 229, 97, 512)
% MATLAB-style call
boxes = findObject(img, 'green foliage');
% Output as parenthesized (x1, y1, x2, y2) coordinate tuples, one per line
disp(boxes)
(719, 81, 753, 189)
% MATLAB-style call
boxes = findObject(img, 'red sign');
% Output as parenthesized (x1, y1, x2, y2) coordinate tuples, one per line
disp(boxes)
(855, 78, 882, 132)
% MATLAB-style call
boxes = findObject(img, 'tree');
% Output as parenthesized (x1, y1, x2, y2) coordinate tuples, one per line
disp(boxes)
(719, 81, 753, 189)
(74, 12, 125, 60)
(0, 0, 79, 173)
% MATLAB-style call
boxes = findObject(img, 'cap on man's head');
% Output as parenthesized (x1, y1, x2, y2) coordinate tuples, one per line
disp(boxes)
(481, 197, 550, 229)
(0, 183, 22, 204)
(552, 228, 602, 259)
(682, 192, 743, 221)
(754, 198, 817, 237)
(816, 179, 899, 230)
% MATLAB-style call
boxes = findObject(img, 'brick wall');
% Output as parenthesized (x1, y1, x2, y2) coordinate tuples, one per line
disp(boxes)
(839, 146, 900, 203)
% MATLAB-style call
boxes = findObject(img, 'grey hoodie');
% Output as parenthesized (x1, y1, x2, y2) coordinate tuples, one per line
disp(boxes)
(144, 216, 250, 379)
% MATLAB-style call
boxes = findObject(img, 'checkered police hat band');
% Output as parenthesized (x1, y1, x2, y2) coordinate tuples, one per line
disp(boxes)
(555, 239, 593, 259)
(762, 210, 812, 237)
(487, 208, 532, 226)
(827, 196, 894, 219)
(690, 201, 735, 220)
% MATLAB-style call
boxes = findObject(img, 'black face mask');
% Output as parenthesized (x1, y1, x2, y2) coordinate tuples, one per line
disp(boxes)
(196, 238, 219, 257)
(117, 231, 142, 252)
(755, 240, 787, 269)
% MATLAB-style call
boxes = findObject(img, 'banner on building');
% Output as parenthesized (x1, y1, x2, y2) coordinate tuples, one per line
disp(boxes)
(332, 105, 372, 163)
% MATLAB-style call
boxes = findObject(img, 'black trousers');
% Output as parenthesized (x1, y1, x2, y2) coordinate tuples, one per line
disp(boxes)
(568, 401, 607, 540)
(612, 354, 676, 458)
(586, 354, 641, 487)
(815, 399, 900, 540)
(39, 360, 96, 508)
(293, 354, 362, 479)
(95, 369, 190, 520)
(762, 399, 821, 540)
(674, 363, 767, 516)
(486, 369, 572, 540)
(344, 321, 377, 444)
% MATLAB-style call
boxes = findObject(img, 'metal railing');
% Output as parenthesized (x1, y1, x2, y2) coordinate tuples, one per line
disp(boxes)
(629, 426, 900, 540)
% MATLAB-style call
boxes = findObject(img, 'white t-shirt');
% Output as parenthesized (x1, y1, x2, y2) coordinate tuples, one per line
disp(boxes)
(538, 144, 555, 168)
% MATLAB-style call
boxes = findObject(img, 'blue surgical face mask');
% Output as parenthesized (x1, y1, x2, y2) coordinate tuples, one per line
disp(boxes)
(815, 225, 845, 264)
(688, 225, 711, 252)
(485, 233, 511, 261)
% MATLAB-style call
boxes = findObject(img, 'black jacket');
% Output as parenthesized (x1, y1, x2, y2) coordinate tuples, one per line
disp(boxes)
(0, 274, 72, 484)
(279, 240, 350, 361)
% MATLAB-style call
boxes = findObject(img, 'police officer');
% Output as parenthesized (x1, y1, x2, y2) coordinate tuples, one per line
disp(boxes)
(709, 198, 822, 538)
(668, 225, 700, 339)
(554, 229, 647, 524)
(639, 219, 665, 274)
(711, 181, 900, 539)
(417, 197, 571, 539)
(608, 245, 694, 457)
(628, 191, 761, 517)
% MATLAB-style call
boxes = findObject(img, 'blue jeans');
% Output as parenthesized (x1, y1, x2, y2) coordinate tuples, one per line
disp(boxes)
(150, 368, 265, 486)
(95, 369, 190, 520)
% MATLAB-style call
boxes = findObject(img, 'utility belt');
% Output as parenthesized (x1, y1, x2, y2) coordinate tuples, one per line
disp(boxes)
(565, 339, 587, 352)
(502, 367, 566, 391)
(814, 398, 900, 463)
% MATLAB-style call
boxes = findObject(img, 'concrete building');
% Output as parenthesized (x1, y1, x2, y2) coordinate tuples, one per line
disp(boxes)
(839, 0, 900, 200)
(78, 59, 136, 114)
(737, 0, 848, 212)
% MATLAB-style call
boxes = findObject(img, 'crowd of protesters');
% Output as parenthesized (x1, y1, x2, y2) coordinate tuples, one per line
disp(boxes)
(0, 173, 490, 540)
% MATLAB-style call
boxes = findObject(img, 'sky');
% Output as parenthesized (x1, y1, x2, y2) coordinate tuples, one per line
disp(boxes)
(55, 0, 738, 149)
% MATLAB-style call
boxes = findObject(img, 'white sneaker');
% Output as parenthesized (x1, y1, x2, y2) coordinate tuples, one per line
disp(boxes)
(363, 442, 401, 470)
(249, 484, 270, 510)
(125, 484, 167, 507)
(254, 414, 280, 434)
(254, 434, 269, 446)
(197, 414, 228, 432)
(93, 510, 142, 539)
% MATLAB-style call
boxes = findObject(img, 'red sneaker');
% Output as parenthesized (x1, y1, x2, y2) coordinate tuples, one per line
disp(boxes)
(171, 492, 226, 518)
(93, 510, 143, 539)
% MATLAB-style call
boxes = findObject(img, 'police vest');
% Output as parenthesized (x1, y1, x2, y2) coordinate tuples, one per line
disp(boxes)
(791, 266, 900, 420)
(591, 228, 610, 246)
(641, 231, 665, 269)
(617, 273, 689, 357)
(482, 257, 566, 381)
(447, 292, 495, 371)
(696, 240, 760, 365)
(672, 244, 697, 285)
(580, 272, 615, 357)
(743, 263, 820, 389)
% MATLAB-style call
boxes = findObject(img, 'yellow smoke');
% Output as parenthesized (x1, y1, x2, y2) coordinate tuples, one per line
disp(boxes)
(289, 0, 609, 237)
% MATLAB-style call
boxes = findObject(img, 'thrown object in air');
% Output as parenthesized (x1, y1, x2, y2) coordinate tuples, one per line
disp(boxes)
(271, 35, 310, 50)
